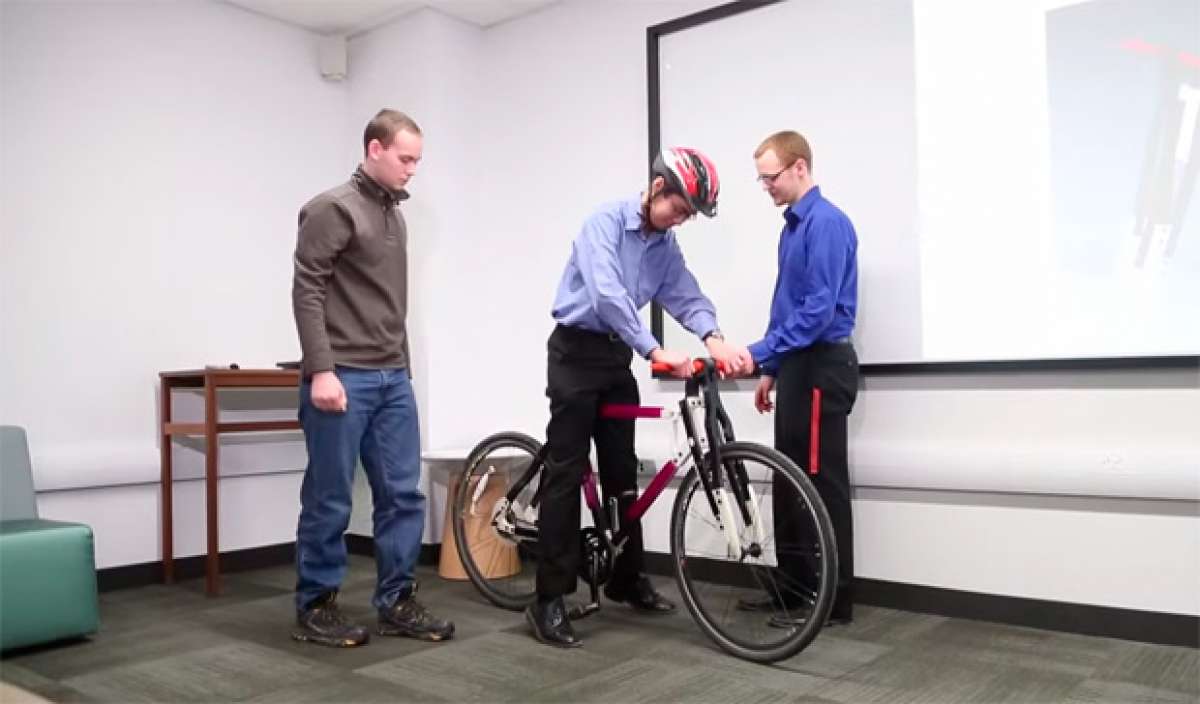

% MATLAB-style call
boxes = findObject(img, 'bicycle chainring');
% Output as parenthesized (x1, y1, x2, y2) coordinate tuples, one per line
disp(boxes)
(578, 526, 613, 586)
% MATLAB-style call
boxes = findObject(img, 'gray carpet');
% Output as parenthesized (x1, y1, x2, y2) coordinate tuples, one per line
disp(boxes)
(1, 556, 1196, 703)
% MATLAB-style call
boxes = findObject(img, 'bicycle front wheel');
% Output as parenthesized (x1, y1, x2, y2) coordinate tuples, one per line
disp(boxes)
(451, 431, 543, 611)
(671, 441, 838, 663)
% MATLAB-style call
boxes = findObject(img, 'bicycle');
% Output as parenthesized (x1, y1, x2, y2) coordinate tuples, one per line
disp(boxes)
(450, 358, 838, 663)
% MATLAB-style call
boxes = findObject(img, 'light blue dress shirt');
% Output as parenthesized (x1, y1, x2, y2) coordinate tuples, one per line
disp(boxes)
(551, 196, 719, 358)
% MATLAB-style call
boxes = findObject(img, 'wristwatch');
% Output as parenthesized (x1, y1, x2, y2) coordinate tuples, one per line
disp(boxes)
(703, 330, 725, 342)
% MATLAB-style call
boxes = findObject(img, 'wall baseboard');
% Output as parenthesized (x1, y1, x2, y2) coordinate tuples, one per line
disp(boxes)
(641, 552, 1198, 648)
(853, 577, 1199, 648)
(97, 542, 1197, 648)
(96, 542, 296, 592)
(95, 537, 435, 593)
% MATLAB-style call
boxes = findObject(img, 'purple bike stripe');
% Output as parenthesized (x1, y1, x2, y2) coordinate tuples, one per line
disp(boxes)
(581, 463, 600, 510)
(628, 460, 678, 521)
(599, 404, 664, 420)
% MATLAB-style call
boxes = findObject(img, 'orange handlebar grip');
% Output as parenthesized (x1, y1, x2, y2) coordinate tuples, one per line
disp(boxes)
(650, 360, 726, 374)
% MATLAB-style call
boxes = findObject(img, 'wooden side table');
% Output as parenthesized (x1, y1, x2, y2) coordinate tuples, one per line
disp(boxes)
(159, 368, 301, 595)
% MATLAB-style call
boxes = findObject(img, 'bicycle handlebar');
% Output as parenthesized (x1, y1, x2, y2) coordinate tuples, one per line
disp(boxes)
(650, 358, 729, 375)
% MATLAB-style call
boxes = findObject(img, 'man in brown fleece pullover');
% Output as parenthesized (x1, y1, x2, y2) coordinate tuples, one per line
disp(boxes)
(290, 109, 453, 648)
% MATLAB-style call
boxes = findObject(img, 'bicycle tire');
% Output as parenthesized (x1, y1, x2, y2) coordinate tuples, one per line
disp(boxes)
(452, 431, 543, 611)
(670, 440, 838, 663)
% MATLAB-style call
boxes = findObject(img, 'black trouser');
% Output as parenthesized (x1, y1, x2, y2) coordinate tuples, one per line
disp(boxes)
(536, 325, 645, 597)
(773, 340, 859, 618)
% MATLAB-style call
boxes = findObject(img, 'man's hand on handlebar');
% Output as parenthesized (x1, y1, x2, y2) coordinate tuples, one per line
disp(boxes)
(703, 337, 748, 377)
(728, 345, 757, 378)
(649, 348, 694, 378)
(650, 353, 734, 378)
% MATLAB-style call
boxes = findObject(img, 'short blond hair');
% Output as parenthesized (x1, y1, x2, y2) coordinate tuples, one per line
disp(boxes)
(754, 130, 812, 170)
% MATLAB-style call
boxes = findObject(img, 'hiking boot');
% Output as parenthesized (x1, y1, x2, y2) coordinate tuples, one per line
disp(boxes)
(292, 591, 369, 648)
(377, 586, 455, 642)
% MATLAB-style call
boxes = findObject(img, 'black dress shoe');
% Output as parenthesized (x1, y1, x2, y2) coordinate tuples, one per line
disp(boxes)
(827, 604, 853, 625)
(603, 576, 675, 613)
(767, 612, 853, 629)
(767, 598, 852, 629)
(735, 586, 816, 613)
(526, 597, 582, 648)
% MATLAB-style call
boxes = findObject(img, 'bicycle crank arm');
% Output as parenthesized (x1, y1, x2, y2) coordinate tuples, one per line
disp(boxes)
(567, 601, 601, 620)
(511, 525, 539, 540)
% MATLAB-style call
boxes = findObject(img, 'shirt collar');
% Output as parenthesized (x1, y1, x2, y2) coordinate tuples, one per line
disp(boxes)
(353, 166, 410, 207)
(784, 185, 821, 226)
(620, 194, 665, 240)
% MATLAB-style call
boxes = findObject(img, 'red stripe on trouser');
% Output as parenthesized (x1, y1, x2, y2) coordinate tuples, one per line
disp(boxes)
(809, 388, 822, 475)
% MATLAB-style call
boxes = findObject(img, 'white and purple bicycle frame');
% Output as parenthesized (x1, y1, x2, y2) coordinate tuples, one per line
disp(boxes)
(579, 363, 766, 567)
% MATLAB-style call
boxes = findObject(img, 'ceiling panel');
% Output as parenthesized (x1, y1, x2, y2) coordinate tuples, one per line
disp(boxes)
(224, 0, 559, 34)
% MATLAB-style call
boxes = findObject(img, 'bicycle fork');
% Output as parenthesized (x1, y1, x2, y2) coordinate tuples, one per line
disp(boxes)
(683, 389, 767, 561)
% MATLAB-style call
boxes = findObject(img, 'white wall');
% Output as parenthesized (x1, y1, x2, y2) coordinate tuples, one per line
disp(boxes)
(0, 0, 345, 567)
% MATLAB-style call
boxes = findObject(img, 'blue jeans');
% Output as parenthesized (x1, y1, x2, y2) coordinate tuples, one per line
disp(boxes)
(295, 366, 425, 611)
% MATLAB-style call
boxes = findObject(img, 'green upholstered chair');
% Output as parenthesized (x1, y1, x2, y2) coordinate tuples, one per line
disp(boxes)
(0, 425, 99, 651)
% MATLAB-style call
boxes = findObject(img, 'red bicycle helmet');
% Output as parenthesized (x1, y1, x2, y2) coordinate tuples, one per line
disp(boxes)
(652, 146, 720, 217)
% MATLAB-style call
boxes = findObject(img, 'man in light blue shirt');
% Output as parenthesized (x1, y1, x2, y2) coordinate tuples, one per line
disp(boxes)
(550, 197, 721, 360)
(528, 147, 744, 649)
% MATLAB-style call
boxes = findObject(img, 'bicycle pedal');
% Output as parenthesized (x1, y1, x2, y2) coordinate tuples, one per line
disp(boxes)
(567, 602, 601, 621)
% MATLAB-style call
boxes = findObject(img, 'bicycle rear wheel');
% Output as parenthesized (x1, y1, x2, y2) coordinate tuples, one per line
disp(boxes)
(671, 441, 837, 663)
(451, 431, 543, 611)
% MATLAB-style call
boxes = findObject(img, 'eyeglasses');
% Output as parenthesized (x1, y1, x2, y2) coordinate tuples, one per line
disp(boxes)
(756, 162, 796, 184)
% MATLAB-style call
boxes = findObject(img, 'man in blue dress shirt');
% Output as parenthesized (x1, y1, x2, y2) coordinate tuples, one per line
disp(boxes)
(527, 147, 744, 648)
(733, 131, 860, 626)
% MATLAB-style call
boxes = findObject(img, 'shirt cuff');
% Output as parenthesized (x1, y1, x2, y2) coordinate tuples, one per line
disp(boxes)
(748, 339, 772, 369)
(630, 328, 660, 359)
(687, 312, 719, 340)
(304, 350, 335, 376)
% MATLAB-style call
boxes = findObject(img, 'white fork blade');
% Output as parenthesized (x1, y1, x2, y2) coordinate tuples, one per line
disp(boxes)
(470, 465, 494, 517)
(745, 484, 767, 549)
(715, 488, 742, 560)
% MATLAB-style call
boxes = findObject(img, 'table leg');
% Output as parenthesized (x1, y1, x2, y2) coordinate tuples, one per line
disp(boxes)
(204, 380, 221, 596)
(160, 378, 174, 583)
